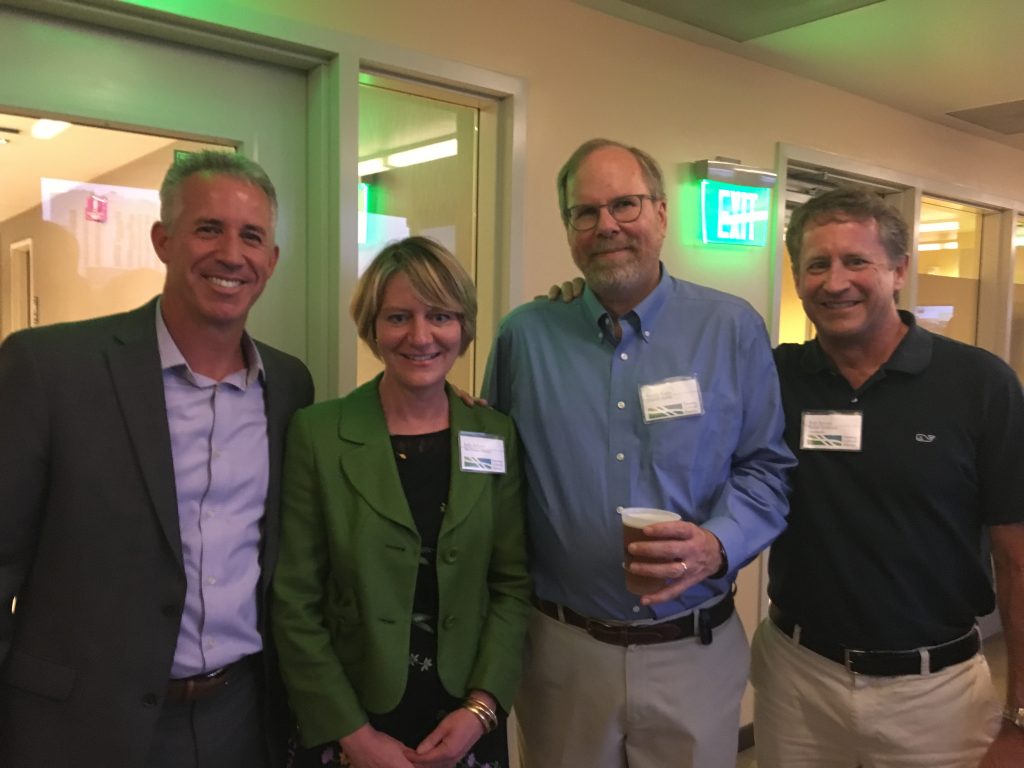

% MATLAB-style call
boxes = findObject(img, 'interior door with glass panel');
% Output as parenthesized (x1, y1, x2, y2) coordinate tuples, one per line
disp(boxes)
(914, 196, 987, 344)
(357, 73, 490, 395)
(1011, 219, 1024, 380)
(0, 8, 308, 359)
(0, 115, 225, 339)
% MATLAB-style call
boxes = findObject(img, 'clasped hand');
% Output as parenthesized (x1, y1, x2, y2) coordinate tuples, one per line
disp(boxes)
(339, 708, 485, 768)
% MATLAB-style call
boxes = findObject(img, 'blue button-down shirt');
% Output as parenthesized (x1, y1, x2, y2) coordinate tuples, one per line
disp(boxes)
(156, 304, 269, 677)
(483, 267, 794, 621)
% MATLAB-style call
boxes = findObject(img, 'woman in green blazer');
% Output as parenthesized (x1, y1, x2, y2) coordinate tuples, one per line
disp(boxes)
(272, 237, 530, 768)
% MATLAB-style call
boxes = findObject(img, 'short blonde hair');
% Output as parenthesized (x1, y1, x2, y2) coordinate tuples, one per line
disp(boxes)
(351, 236, 477, 358)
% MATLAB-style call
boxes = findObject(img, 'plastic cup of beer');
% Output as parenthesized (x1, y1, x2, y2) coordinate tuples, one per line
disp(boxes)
(620, 507, 681, 595)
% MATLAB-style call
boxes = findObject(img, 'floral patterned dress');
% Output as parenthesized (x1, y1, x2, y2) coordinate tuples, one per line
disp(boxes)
(288, 429, 508, 768)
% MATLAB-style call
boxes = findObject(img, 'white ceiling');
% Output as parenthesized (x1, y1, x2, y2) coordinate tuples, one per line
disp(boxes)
(581, 0, 1024, 151)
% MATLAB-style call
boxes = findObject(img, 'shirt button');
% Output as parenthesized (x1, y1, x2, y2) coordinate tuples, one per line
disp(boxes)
(443, 615, 457, 629)
(616, 506, 624, 513)
(615, 452, 625, 461)
(643, 330, 651, 338)
(616, 401, 625, 409)
(620, 352, 629, 360)
(206, 576, 217, 585)
(443, 548, 458, 564)
(632, 605, 640, 613)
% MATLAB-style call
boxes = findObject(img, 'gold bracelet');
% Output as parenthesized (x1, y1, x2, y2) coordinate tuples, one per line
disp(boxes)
(463, 701, 491, 733)
(463, 697, 498, 733)
(464, 698, 497, 733)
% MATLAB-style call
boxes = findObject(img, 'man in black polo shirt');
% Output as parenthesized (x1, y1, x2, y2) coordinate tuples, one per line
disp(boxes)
(751, 187, 1024, 767)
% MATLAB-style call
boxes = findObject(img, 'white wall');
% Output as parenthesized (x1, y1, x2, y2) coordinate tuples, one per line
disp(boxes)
(214, 0, 1024, 318)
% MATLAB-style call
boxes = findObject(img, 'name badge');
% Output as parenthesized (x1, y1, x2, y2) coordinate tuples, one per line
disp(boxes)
(800, 411, 862, 451)
(459, 432, 506, 474)
(639, 376, 704, 423)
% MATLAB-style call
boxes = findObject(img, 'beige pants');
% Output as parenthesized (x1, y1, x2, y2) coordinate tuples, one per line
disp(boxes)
(514, 606, 749, 768)
(750, 618, 1001, 768)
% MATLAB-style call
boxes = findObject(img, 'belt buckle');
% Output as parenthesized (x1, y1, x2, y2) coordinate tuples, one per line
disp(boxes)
(584, 617, 620, 640)
(201, 666, 227, 680)
(843, 648, 863, 675)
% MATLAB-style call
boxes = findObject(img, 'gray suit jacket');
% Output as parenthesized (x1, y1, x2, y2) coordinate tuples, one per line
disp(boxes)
(0, 298, 313, 768)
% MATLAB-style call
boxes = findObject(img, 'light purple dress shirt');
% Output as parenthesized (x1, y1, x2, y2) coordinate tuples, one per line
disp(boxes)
(156, 304, 269, 678)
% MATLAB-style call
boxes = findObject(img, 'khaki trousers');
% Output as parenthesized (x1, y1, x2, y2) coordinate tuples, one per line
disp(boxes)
(515, 606, 748, 768)
(751, 618, 1001, 768)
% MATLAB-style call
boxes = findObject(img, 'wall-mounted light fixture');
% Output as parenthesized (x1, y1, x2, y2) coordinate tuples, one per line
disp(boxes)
(694, 158, 776, 247)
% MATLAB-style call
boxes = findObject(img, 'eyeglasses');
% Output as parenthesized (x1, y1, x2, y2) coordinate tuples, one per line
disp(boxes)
(565, 194, 660, 232)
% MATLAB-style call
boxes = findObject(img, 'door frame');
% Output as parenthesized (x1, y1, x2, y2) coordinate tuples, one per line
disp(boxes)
(4, 238, 33, 338)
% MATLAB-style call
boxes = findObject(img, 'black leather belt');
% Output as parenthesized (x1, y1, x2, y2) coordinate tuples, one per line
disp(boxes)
(533, 592, 734, 646)
(769, 604, 980, 676)
(165, 655, 255, 702)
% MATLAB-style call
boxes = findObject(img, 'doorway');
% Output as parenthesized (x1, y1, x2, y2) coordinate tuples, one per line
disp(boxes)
(0, 7, 312, 365)
(0, 112, 224, 340)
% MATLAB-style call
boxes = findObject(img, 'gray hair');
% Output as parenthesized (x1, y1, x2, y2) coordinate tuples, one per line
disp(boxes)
(556, 138, 666, 224)
(160, 150, 278, 231)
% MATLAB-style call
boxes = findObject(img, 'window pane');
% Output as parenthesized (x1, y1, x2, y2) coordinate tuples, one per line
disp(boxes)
(0, 112, 221, 341)
(356, 81, 479, 391)
(914, 197, 982, 344)
(1010, 221, 1024, 381)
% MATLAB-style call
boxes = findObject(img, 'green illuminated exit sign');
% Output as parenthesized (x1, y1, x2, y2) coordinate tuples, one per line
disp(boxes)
(700, 180, 770, 246)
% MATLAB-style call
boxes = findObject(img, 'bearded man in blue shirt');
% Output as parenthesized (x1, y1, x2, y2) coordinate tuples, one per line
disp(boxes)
(483, 138, 794, 768)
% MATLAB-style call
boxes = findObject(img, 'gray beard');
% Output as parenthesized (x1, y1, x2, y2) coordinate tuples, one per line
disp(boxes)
(583, 256, 646, 298)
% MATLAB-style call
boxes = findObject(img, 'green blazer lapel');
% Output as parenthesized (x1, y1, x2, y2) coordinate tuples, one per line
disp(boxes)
(337, 378, 416, 534)
(105, 299, 182, 564)
(442, 387, 491, 536)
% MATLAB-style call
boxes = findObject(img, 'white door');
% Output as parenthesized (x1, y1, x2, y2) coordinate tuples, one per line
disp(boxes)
(0, 7, 310, 360)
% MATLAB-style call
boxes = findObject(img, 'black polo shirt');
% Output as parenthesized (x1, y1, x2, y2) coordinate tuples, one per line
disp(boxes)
(769, 312, 1024, 649)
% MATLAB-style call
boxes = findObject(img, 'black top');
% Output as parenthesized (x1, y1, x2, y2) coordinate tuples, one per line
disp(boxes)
(769, 312, 1024, 649)
(368, 429, 451, 743)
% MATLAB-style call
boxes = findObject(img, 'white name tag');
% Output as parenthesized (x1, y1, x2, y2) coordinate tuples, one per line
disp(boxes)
(800, 411, 863, 451)
(458, 432, 506, 473)
(639, 376, 704, 423)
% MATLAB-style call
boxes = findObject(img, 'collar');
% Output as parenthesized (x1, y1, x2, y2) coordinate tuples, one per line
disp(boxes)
(799, 309, 932, 377)
(154, 298, 264, 387)
(338, 373, 478, 444)
(581, 263, 670, 344)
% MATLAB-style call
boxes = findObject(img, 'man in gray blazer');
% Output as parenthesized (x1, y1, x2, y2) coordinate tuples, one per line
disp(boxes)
(0, 151, 313, 768)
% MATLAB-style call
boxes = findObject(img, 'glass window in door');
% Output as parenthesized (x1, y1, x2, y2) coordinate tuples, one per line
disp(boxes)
(0, 111, 223, 342)
(915, 197, 982, 344)
(356, 76, 480, 393)
(1010, 219, 1024, 381)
